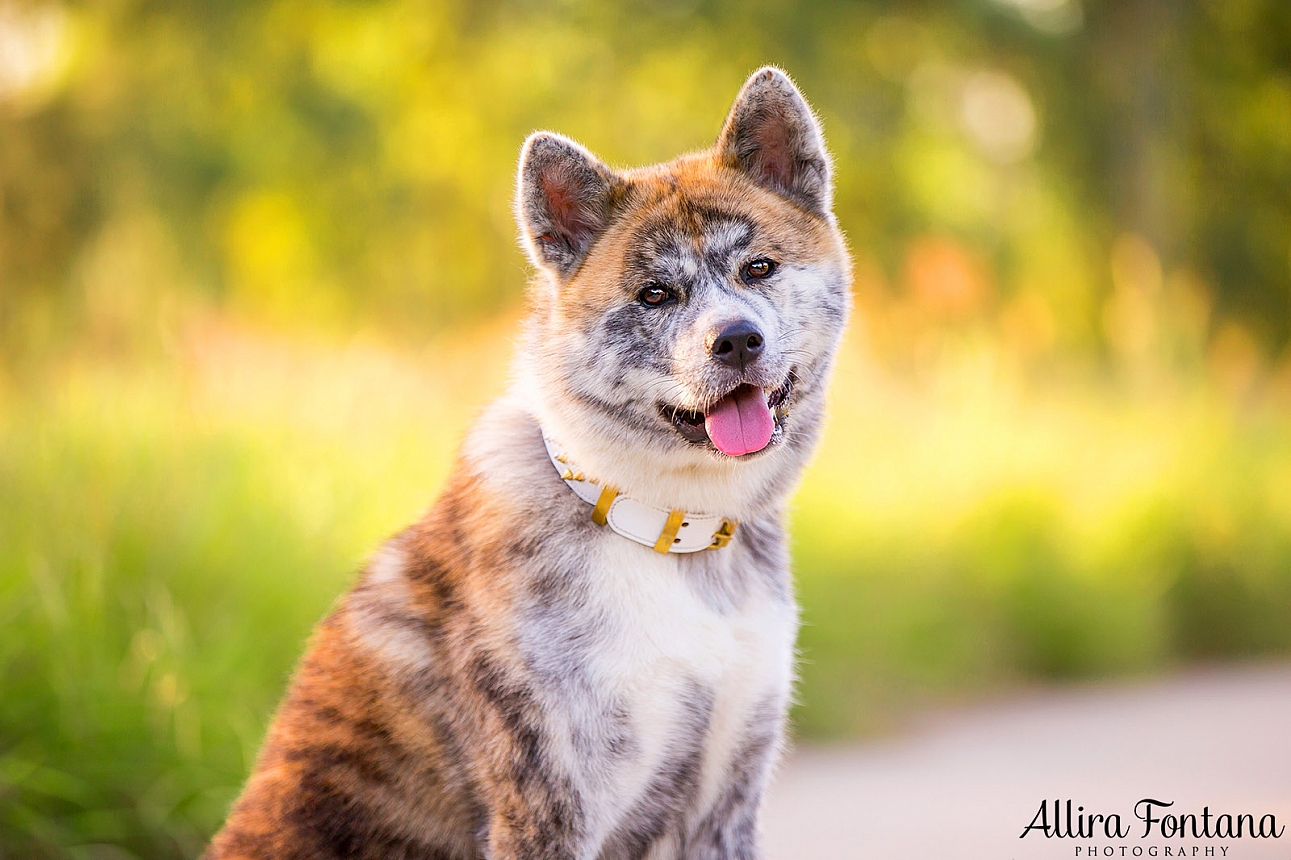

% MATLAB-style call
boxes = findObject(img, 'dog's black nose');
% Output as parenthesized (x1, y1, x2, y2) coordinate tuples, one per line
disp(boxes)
(711, 320, 765, 370)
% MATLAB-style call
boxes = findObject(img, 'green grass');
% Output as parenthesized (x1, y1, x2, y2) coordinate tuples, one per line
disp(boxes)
(3, 319, 1291, 857)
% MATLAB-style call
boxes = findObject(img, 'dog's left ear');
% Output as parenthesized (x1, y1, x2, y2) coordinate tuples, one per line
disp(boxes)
(716, 67, 832, 216)
(516, 132, 621, 280)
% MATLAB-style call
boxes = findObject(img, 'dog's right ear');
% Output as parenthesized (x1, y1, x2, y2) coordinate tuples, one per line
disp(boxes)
(516, 132, 620, 280)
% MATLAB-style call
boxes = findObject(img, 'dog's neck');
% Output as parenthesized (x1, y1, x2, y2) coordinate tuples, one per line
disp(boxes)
(539, 432, 740, 553)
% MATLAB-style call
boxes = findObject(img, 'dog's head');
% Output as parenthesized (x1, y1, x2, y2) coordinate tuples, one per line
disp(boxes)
(513, 68, 850, 512)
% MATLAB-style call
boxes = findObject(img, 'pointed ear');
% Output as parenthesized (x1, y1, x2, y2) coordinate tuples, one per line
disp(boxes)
(515, 132, 620, 279)
(715, 67, 832, 215)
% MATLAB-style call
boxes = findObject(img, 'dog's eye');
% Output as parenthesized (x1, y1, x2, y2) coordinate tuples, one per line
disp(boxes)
(742, 259, 777, 281)
(638, 283, 675, 307)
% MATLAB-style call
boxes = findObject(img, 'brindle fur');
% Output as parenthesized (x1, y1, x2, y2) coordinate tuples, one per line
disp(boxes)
(206, 67, 851, 860)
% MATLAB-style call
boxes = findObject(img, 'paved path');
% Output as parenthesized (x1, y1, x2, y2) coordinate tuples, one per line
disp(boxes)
(762, 664, 1291, 860)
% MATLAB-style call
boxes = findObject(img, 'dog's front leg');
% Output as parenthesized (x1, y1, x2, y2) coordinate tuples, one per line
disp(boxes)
(481, 784, 587, 860)
(682, 791, 764, 860)
(470, 707, 589, 860)
(681, 722, 782, 860)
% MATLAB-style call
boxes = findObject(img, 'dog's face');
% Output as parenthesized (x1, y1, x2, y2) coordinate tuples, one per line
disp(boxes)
(514, 68, 849, 503)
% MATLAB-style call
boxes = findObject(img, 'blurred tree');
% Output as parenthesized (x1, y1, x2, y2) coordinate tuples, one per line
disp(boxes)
(0, 0, 1287, 354)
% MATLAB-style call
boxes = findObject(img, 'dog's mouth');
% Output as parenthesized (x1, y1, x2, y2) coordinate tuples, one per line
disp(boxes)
(659, 371, 795, 457)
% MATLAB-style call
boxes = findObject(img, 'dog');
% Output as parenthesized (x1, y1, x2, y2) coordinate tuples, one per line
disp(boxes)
(204, 66, 851, 860)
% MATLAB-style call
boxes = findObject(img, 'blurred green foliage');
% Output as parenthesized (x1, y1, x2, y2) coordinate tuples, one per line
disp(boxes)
(2, 0, 1291, 857)
(3, 0, 1290, 352)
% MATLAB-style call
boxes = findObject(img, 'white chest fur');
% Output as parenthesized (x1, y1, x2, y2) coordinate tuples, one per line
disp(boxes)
(518, 535, 798, 858)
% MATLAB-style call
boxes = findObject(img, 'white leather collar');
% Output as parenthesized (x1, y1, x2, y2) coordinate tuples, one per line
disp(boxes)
(542, 434, 737, 553)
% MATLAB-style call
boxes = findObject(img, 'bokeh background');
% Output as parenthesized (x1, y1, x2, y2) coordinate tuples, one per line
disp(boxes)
(2, 0, 1290, 856)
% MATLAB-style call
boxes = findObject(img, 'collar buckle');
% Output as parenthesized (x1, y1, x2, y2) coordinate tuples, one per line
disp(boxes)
(707, 518, 738, 550)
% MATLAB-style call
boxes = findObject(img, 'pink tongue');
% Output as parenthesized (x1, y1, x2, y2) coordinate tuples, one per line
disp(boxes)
(704, 385, 775, 457)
